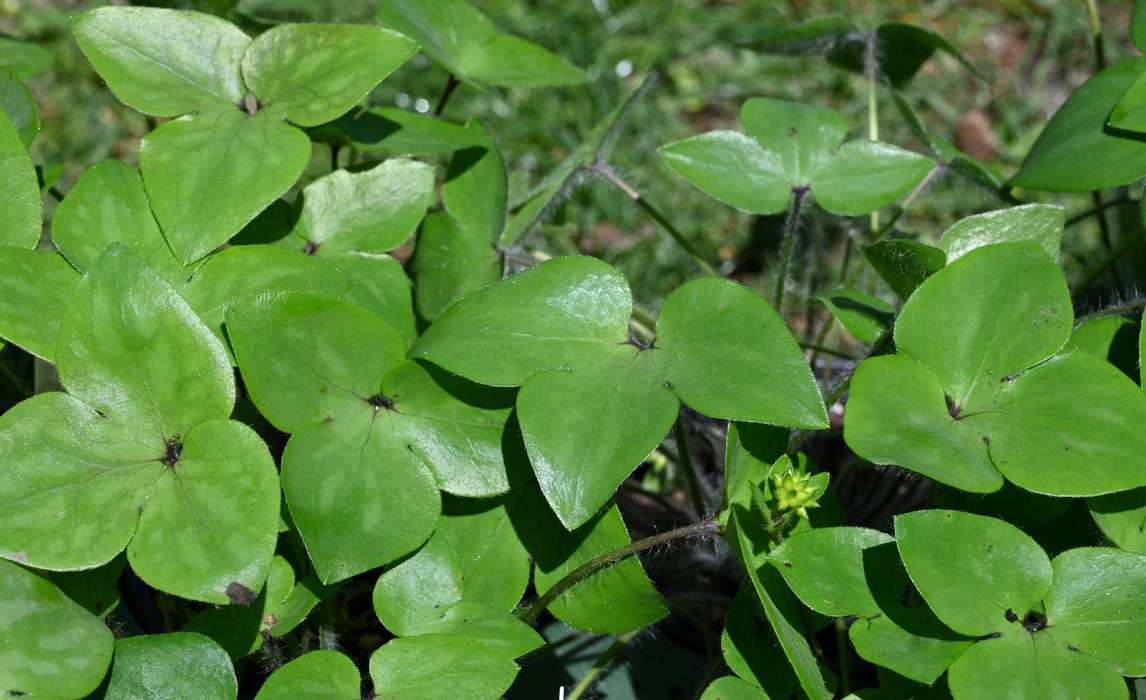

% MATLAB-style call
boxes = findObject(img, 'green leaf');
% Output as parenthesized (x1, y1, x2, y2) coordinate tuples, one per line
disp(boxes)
(0, 246, 278, 603)
(948, 626, 1130, 700)
(183, 555, 294, 658)
(1012, 56, 1146, 191)
(653, 277, 828, 428)
(437, 497, 531, 610)
(513, 494, 668, 633)
(0, 559, 114, 700)
(826, 22, 986, 88)
(812, 289, 895, 343)
(750, 16, 856, 57)
(936, 203, 1064, 263)
(860, 239, 946, 299)
(242, 23, 417, 128)
(1088, 488, 1146, 554)
(808, 140, 933, 216)
(72, 6, 249, 115)
(410, 212, 501, 324)
(727, 510, 832, 700)
(0, 69, 39, 147)
(896, 510, 1052, 637)
(1134, 0, 1146, 54)
(51, 160, 186, 286)
(519, 345, 677, 529)
(254, 650, 361, 700)
(412, 256, 631, 386)
(141, 109, 312, 263)
(1110, 69, 1146, 133)
(104, 632, 237, 700)
(0, 107, 39, 249)
(700, 676, 773, 700)
(281, 415, 441, 584)
(443, 121, 506, 242)
(659, 130, 790, 214)
(0, 249, 81, 361)
(720, 587, 800, 700)
(0, 37, 55, 79)
(1064, 315, 1139, 381)
(377, 0, 587, 90)
(316, 107, 486, 155)
(292, 158, 434, 255)
(848, 591, 974, 685)
(769, 527, 897, 617)
(370, 634, 519, 700)
(332, 253, 418, 349)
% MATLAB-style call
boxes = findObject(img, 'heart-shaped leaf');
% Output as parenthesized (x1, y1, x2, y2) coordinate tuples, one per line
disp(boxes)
(0, 245, 278, 603)
(846, 241, 1146, 496)
(436, 497, 531, 611)
(661, 97, 933, 216)
(369, 634, 519, 700)
(0, 107, 39, 249)
(0, 559, 114, 699)
(103, 632, 237, 700)
(769, 527, 897, 617)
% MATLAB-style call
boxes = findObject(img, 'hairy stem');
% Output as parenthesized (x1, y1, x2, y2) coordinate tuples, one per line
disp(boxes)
(774, 186, 808, 315)
(523, 518, 721, 626)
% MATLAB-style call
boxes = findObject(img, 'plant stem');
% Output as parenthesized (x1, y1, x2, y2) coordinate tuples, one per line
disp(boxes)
(1084, 0, 1106, 71)
(586, 160, 719, 277)
(1065, 194, 1132, 227)
(866, 29, 880, 236)
(800, 340, 854, 361)
(674, 414, 707, 516)
(773, 186, 808, 315)
(522, 518, 721, 626)
(566, 629, 640, 700)
(434, 75, 461, 118)
(1071, 225, 1145, 300)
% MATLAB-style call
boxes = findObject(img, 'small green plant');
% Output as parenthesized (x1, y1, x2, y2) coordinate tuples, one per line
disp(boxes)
(1, 1, 1144, 699)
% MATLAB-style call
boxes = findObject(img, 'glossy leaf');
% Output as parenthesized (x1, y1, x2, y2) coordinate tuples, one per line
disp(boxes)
(413, 256, 632, 386)
(0, 108, 39, 249)
(769, 527, 897, 617)
(659, 130, 791, 214)
(936, 203, 1064, 263)
(0, 249, 81, 361)
(241, 23, 417, 127)
(443, 121, 506, 243)
(0, 69, 39, 147)
(653, 277, 828, 428)
(896, 510, 1052, 637)
(410, 212, 501, 323)
(512, 492, 668, 633)
(0, 246, 278, 603)
(519, 345, 677, 528)
(437, 498, 531, 610)
(0, 559, 114, 700)
(1012, 56, 1146, 191)
(860, 239, 946, 299)
(51, 159, 186, 287)
(377, 0, 588, 89)
(808, 140, 933, 216)
(71, 7, 249, 115)
(813, 289, 895, 343)
(369, 634, 519, 700)
(847, 242, 1146, 496)
(1110, 69, 1146, 134)
(141, 109, 311, 263)
(292, 158, 434, 255)
(104, 632, 237, 700)
(254, 650, 361, 700)
(333, 253, 418, 349)
(848, 593, 974, 685)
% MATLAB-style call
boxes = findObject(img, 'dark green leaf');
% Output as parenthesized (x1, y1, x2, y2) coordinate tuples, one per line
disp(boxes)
(1088, 488, 1146, 554)
(860, 239, 946, 299)
(0, 69, 39, 147)
(812, 289, 895, 343)
(317, 107, 486, 155)
(0, 37, 55, 79)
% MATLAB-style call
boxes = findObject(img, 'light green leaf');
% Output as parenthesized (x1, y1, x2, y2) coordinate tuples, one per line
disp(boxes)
(0, 249, 81, 361)
(51, 160, 185, 286)
(653, 277, 828, 428)
(458, 34, 590, 87)
(374, 531, 464, 636)
(896, 510, 1052, 637)
(1134, 0, 1146, 54)
(254, 650, 360, 700)
(242, 23, 417, 128)
(141, 109, 311, 264)
(437, 498, 531, 611)
(332, 253, 418, 349)
(0, 107, 39, 249)
(519, 345, 677, 529)
(443, 121, 506, 242)
(0, 559, 114, 700)
(317, 107, 486, 155)
(659, 131, 791, 214)
(740, 98, 847, 183)
(937, 203, 1064, 263)
(410, 211, 501, 324)
(293, 158, 434, 254)
(104, 632, 237, 700)
(412, 256, 631, 386)
(1110, 69, 1146, 133)
(369, 634, 519, 700)
(769, 527, 897, 617)
(700, 676, 773, 700)
(71, 6, 249, 115)
(848, 594, 974, 685)
(0, 37, 54, 80)
(810, 140, 934, 216)
(1088, 488, 1146, 554)
(720, 587, 799, 700)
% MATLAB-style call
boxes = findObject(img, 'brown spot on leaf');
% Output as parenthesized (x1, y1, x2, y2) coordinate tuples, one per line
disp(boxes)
(226, 582, 257, 605)
(14, 549, 27, 563)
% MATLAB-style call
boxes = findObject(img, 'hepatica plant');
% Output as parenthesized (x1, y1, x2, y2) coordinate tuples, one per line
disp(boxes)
(2, 2, 1146, 699)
